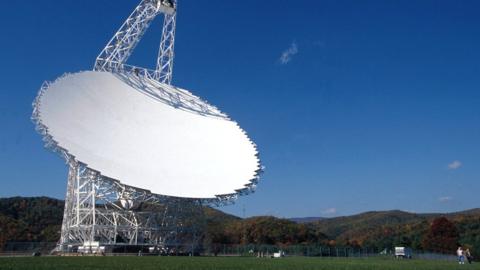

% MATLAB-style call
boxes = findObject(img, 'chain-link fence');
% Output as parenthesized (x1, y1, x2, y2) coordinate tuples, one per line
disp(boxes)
(205, 244, 381, 257)
(0, 242, 57, 256)
(0, 242, 462, 261)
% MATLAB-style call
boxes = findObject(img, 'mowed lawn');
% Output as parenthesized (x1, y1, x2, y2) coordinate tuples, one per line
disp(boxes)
(0, 256, 478, 270)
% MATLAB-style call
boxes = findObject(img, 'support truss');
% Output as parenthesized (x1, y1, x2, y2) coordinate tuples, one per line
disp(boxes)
(94, 0, 177, 85)
(58, 160, 205, 252)
(155, 12, 176, 84)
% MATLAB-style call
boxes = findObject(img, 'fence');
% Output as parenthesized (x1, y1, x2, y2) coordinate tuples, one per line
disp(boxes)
(0, 242, 57, 256)
(0, 242, 461, 261)
(205, 244, 381, 257)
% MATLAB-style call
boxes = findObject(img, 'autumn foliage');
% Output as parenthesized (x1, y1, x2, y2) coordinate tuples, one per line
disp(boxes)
(422, 217, 459, 254)
(1, 197, 480, 258)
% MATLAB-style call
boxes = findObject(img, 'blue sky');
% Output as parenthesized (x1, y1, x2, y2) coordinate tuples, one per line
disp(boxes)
(1, 0, 479, 218)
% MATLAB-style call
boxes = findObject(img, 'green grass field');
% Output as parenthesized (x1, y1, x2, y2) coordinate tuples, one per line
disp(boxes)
(0, 256, 478, 270)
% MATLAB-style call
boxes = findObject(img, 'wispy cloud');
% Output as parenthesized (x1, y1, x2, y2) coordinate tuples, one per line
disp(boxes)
(322, 208, 337, 215)
(279, 42, 298, 64)
(448, 160, 462, 170)
(438, 196, 453, 203)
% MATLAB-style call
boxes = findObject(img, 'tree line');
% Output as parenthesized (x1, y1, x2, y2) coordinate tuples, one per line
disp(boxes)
(1, 197, 479, 258)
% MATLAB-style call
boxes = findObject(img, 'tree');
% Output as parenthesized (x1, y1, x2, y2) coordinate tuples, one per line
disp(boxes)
(422, 217, 459, 254)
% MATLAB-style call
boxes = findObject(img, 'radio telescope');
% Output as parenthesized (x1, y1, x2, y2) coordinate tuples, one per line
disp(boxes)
(32, 0, 261, 252)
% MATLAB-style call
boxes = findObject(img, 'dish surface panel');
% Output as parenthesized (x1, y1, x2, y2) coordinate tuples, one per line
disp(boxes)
(37, 71, 259, 198)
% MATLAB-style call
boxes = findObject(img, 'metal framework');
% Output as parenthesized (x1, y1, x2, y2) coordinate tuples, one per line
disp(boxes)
(94, 0, 176, 85)
(32, 0, 263, 253)
(58, 161, 205, 252)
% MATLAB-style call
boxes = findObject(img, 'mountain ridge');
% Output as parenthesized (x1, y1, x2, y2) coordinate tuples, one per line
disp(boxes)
(1, 196, 479, 257)
(288, 208, 480, 223)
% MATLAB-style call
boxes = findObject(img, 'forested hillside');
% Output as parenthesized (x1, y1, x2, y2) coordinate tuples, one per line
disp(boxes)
(309, 210, 480, 254)
(0, 197, 63, 246)
(1, 197, 479, 257)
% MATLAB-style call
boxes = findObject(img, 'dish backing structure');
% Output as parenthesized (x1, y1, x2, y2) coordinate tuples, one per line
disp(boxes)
(32, 0, 262, 253)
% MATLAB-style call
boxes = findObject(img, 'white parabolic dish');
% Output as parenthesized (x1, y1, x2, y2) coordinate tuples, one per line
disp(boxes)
(37, 71, 260, 199)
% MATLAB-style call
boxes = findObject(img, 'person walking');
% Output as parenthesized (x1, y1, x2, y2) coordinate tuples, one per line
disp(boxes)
(457, 246, 465, 264)
(465, 248, 473, 264)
